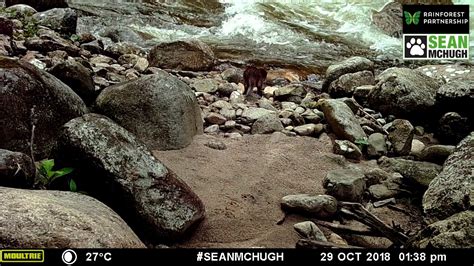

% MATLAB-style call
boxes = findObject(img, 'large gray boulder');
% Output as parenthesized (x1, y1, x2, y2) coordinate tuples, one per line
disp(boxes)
(0, 149, 35, 188)
(5, 0, 68, 11)
(423, 132, 474, 222)
(95, 71, 203, 151)
(323, 57, 374, 91)
(0, 186, 145, 248)
(32, 8, 77, 35)
(408, 210, 474, 248)
(0, 57, 88, 159)
(320, 99, 367, 142)
(368, 68, 440, 120)
(379, 156, 442, 187)
(48, 59, 96, 105)
(58, 114, 205, 242)
(148, 40, 214, 71)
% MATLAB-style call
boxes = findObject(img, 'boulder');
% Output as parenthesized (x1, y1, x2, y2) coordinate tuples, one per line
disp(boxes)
(281, 194, 338, 218)
(367, 133, 387, 158)
(48, 59, 96, 105)
(387, 119, 414, 156)
(0, 186, 145, 248)
(32, 8, 77, 35)
(419, 145, 455, 165)
(241, 107, 275, 122)
(423, 132, 474, 222)
(410, 139, 425, 157)
(58, 114, 205, 242)
(273, 84, 306, 103)
(25, 28, 80, 56)
(379, 157, 442, 187)
(323, 57, 374, 90)
(408, 210, 473, 248)
(294, 221, 327, 241)
(5, 4, 37, 16)
(333, 140, 362, 161)
(436, 80, 474, 118)
(368, 68, 440, 120)
(5, 0, 68, 11)
(328, 70, 375, 98)
(0, 149, 35, 188)
(95, 71, 203, 151)
(0, 57, 88, 159)
(251, 113, 284, 134)
(148, 40, 214, 71)
(320, 99, 367, 142)
(221, 67, 243, 84)
(191, 79, 219, 93)
(323, 167, 366, 202)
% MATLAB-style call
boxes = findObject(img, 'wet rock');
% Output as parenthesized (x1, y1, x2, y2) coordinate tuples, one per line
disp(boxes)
(329, 70, 375, 98)
(58, 114, 205, 242)
(241, 107, 275, 122)
(0, 57, 87, 158)
(323, 167, 366, 202)
(148, 40, 215, 71)
(367, 133, 387, 158)
(387, 119, 414, 156)
(33, 8, 77, 35)
(99, 26, 147, 44)
(191, 79, 219, 93)
(48, 58, 96, 105)
(436, 112, 471, 145)
(95, 71, 203, 151)
(294, 221, 327, 241)
(379, 157, 442, 187)
(372, 1, 402, 38)
(0, 149, 35, 188)
(0, 186, 145, 248)
(221, 67, 243, 84)
(333, 140, 362, 161)
(368, 67, 440, 120)
(419, 145, 455, 165)
(5, 0, 68, 11)
(293, 123, 324, 137)
(324, 57, 374, 90)
(80, 39, 104, 54)
(320, 99, 367, 142)
(408, 210, 474, 248)
(423, 132, 473, 222)
(436, 80, 474, 117)
(281, 194, 338, 218)
(251, 113, 283, 134)
(353, 85, 374, 106)
(205, 112, 226, 125)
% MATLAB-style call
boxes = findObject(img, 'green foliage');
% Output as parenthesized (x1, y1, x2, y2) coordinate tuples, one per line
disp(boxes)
(23, 20, 39, 38)
(354, 138, 369, 150)
(36, 159, 76, 191)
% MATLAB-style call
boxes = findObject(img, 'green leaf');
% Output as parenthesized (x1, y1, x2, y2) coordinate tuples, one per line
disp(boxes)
(404, 11, 413, 25)
(413, 11, 421, 25)
(69, 179, 77, 192)
(51, 167, 74, 179)
(355, 138, 369, 146)
(40, 159, 55, 178)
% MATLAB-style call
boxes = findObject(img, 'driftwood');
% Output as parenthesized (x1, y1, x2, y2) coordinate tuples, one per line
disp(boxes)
(312, 220, 382, 237)
(296, 239, 363, 249)
(339, 201, 408, 246)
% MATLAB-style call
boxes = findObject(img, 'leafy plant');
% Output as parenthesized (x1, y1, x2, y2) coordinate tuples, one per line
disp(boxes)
(36, 159, 75, 190)
(354, 138, 369, 150)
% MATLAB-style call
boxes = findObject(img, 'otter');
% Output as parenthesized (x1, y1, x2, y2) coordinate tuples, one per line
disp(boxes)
(243, 66, 267, 97)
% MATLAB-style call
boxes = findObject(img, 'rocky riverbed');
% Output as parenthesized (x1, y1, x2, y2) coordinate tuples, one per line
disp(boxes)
(0, 0, 473, 249)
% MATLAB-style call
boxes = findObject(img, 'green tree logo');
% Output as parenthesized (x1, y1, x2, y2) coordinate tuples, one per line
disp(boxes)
(404, 11, 421, 25)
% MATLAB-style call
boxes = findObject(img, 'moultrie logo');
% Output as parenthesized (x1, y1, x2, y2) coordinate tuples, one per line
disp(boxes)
(402, 5, 470, 60)
(404, 11, 421, 25)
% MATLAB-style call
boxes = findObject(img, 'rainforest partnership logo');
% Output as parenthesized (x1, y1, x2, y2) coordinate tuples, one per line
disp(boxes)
(404, 11, 421, 25)
(403, 5, 469, 60)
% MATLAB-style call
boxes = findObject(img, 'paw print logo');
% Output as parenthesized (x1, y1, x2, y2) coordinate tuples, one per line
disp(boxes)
(406, 38, 426, 56)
